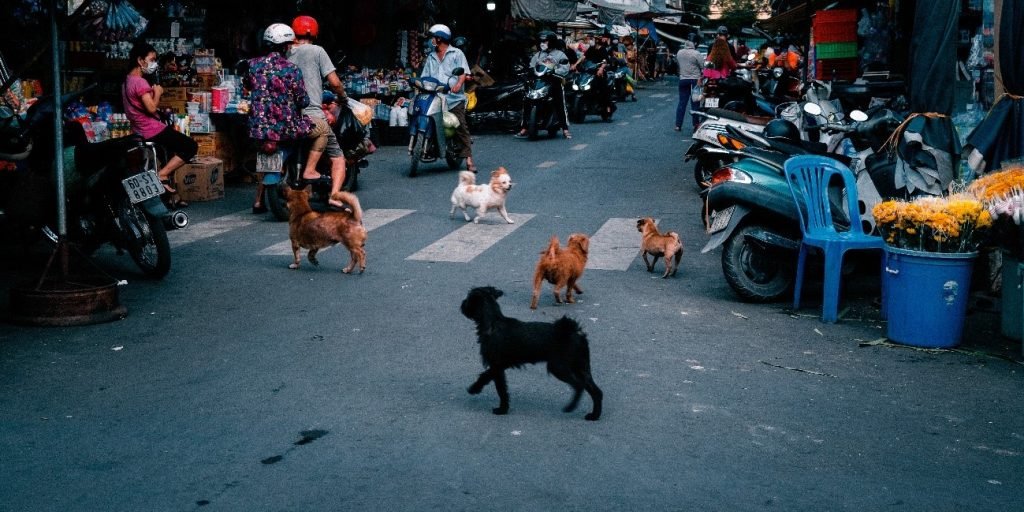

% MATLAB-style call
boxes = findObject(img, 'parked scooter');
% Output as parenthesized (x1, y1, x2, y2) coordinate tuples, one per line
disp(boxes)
(465, 69, 526, 131)
(407, 67, 466, 176)
(522, 60, 570, 140)
(698, 105, 901, 302)
(0, 88, 184, 278)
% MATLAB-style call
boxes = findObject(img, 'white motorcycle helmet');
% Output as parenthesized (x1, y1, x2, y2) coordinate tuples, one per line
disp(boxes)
(428, 24, 452, 43)
(264, 23, 296, 45)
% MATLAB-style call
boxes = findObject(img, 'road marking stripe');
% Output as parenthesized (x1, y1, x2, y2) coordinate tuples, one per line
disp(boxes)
(537, 161, 558, 168)
(169, 210, 258, 248)
(632, 114, 643, 118)
(617, 121, 630, 126)
(570, 144, 588, 151)
(407, 213, 534, 263)
(257, 208, 414, 256)
(597, 131, 611, 136)
(650, 93, 669, 98)
(585, 217, 648, 271)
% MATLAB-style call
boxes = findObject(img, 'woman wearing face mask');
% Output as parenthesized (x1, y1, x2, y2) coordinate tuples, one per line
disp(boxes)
(122, 42, 198, 196)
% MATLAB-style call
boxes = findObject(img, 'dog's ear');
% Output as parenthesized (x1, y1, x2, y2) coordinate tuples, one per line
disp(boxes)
(489, 287, 504, 299)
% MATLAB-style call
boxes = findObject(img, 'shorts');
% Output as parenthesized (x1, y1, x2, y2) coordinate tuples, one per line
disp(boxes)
(147, 126, 198, 162)
(307, 116, 343, 158)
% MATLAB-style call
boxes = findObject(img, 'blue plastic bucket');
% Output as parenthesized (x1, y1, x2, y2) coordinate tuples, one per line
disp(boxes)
(882, 247, 977, 348)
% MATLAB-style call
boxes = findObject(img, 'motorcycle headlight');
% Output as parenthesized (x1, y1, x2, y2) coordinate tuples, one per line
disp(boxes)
(572, 84, 579, 91)
(526, 86, 550, 100)
(582, 84, 590, 91)
(773, 68, 784, 79)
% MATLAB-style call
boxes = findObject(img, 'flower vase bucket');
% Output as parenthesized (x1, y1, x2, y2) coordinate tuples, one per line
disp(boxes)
(883, 247, 978, 348)
(1000, 252, 1023, 341)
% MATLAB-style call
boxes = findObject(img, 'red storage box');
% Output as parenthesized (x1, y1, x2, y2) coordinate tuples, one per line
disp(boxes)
(816, 58, 859, 81)
(814, 21, 857, 43)
(814, 9, 857, 24)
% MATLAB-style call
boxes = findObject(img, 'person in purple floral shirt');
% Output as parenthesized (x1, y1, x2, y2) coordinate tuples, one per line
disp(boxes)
(243, 23, 312, 213)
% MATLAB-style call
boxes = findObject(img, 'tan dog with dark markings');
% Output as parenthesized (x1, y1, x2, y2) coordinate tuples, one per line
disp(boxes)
(530, 233, 589, 309)
(637, 217, 683, 278)
(450, 168, 515, 224)
(285, 187, 367, 274)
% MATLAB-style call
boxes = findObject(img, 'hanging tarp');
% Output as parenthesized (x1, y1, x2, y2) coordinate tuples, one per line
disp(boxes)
(965, 1, 1024, 174)
(596, 6, 626, 26)
(627, 18, 658, 43)
(589, 0, 651, 14)
(511, 0, 577, 22)
(908, 0, 960, 115)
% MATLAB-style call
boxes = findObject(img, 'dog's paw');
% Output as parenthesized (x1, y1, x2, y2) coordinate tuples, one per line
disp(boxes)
(505, 219, 515, 224)
(584, 412, 600, 421)
(467, 384, 483, 395)
(288, 263, 300, 270)
(491, 406, 509, 415)
(563, 403, 579, 413)
(342, 267, 352, 274)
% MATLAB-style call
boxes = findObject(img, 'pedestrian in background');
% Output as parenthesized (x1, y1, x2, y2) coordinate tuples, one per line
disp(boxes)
(675, 40, 703, 132)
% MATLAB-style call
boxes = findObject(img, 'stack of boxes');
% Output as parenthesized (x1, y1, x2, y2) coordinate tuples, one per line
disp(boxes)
(813, 9, 859, 81)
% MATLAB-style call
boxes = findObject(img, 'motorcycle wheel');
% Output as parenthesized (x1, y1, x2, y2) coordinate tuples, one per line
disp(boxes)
(267, 182, 290, 221)
(527, 105, 539, 140)
(117, 199, 171, 279)
(571, 97, 585, 124)
(721, 224, 793, 302)
(445, 142, 464, 170)
(342, 167, 359, 192)
(409, 133, 425, 177)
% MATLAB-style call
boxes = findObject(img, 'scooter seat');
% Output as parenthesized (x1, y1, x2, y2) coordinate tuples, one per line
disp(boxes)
(705, 108, 771, 126)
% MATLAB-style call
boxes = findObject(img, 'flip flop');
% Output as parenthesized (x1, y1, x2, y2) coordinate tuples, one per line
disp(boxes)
(466, 165, 478, 173)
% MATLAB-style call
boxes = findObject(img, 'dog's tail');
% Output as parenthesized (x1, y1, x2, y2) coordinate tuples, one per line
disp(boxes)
(554, 316, 591, 364)
(458, 170, 476, 187)
(330, 191, 363, 224)
(542, 235, 560, 258)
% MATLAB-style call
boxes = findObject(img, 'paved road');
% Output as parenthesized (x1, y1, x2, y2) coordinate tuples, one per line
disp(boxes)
(1, 81, 1022, 511)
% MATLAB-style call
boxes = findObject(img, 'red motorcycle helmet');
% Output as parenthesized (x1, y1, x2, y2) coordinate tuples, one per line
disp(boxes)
(291, 15, 319, 39)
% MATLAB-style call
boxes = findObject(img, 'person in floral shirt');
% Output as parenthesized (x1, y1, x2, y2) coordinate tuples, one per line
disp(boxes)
(243, 23, 312, 213)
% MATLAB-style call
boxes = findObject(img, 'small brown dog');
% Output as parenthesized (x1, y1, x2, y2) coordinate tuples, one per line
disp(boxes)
(530, 233, 590, 309)
(637, 217, 683, 278)
(285, 187, 367, 273)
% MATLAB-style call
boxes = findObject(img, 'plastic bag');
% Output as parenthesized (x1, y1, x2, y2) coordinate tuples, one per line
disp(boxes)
(335, 106, 368, 151)
(690, 84, 703, 103)
(442, 111, 460, 130)
(346, 98, 373, 126)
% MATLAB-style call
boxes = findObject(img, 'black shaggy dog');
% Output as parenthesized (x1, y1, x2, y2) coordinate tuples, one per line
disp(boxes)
(460, 286, 603, 421)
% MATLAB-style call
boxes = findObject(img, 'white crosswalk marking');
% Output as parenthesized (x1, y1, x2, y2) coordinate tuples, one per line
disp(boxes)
(537, 161, 558, 168)
(570, 144, 588, 151)
(169, 210, 259, 248)
(585, 217, 648, 271)
(407, 213, 534, 263)
(650, 93, 669, 98)
(257, 208, 414, 256)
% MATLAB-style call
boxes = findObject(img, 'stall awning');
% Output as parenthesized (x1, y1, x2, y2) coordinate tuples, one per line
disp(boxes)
(757, 0, 837, 32)
(511, 0, 578, 22)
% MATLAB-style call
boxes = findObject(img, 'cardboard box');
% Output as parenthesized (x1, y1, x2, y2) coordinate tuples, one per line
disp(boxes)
(174, 157, 224, 202)
(188, 113, 212, 134)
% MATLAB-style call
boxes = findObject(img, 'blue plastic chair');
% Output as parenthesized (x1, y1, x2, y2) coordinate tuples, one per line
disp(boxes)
(784, 155, 883, 323)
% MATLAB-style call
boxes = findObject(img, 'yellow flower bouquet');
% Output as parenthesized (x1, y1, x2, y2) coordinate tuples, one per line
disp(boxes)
(872, 194, 992, 253)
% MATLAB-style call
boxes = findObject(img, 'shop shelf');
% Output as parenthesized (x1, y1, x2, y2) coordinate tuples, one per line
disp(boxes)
(815, 42, 858, 60)
(816, 58, 859, 81)
(814, 9, 857, 24)
(813, 21, 857, 43)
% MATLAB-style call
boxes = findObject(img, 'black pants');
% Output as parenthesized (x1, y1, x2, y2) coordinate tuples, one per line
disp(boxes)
(147, 125, 198, 162)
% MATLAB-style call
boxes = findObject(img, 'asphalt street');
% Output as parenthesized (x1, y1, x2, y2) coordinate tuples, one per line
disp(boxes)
(1, 80, 1022, 511)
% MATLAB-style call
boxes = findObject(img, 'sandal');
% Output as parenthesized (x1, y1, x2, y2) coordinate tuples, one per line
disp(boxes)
(466, 164, 478, 173)
(160, 179, 176, 194)
(563, 130, 572, 139)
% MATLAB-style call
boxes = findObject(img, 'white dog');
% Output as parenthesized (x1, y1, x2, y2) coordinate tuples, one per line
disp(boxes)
(449, 168, 515, 224)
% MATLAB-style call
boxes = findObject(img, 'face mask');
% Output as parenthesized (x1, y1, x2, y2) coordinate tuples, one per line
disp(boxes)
(144, 60, 158, 74)
(539, 42, 548, 51)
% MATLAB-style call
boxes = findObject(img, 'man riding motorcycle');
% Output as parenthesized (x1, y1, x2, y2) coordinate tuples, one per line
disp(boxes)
(515, 31, 571, 139)
(287, 15, 349, 208)
(421, 23, 476, 172)
(575, 33, 615, 117)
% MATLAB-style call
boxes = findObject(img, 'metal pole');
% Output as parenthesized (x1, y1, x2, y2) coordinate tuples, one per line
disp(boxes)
(50, 0, 68, 275)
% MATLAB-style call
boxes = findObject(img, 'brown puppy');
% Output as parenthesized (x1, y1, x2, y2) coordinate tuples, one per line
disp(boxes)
(637, 217, 683, 278)
(530, 233, 590, 309)
(285, 187, 367, 273)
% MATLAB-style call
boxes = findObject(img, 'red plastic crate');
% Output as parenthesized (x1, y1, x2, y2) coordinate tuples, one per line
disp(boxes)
(814, 9, 857, 24)
(813, 21, 857, 43)
(816, 58, 859, 81)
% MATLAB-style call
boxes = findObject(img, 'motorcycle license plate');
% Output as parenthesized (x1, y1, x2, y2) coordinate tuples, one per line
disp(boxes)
(121, 170, 163, 204)
(704, 97, 719, 109)
(256, 151, 284, 173)
(708, 205, 736, 234)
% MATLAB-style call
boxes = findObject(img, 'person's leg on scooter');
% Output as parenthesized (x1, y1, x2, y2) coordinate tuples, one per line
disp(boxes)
(450, 103, 475, 172)
(303, 116, 330, 182)
(323, 130, 348, 209)
(556, 83, 571, 139)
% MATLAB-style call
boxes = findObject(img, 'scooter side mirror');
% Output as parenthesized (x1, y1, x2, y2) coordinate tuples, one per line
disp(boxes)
(802, 102, 823, 116)
(850, 110, 869, 122)
(451, 67, 465, 76)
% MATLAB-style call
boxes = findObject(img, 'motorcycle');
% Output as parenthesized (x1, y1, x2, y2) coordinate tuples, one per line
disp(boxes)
(0, 88, 185, 278)
(408, 67, 466, 177)
(465, 69, 526, 131)
(522, 61, 570, 140)
(258, 100, 370, 222)
(568, 61, 614, 123)
(606, 60, 636, 103)
(699, 104, 901, 302)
